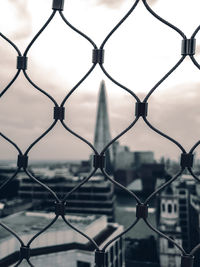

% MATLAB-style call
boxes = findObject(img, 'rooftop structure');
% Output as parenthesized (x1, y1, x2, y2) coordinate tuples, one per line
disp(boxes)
(0, 212, 124, 267)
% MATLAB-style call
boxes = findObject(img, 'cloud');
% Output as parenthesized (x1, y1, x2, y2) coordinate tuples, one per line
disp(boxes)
(97, 0, 158, 8)
(148, 0, 158, 4)
(97, 0, 124, 8)
(0, 0, 31, 40)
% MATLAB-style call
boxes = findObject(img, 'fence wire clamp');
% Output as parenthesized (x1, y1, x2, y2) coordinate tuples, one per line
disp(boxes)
(92, 49, 105, 64)
(95, 250, 106, 267)
(17, 56, 28, 70)
(135, 102, 148, 117)
(20, 246, 31, 260)
(181, 255, 194, 267)
(93, 155, 105, 169)
(54, 106, 65, 120)
(181, 39, 196, 56)
(52, 0, 65, 11)
(180, 153, 194, 168)
(17, 155, 28, 168)
(136, 204, 149, 219)
(55, 202, 65, 216)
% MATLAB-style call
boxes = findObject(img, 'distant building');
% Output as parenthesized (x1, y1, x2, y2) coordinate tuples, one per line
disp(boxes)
(113, 142, 155, 172)
(177, 174, 200, 267)
(125, 236, 159, 267)
(157, 173, 200, 267)
(137, 163, 165, 196)
(114, 162, 165, 196)
(0, 212, 124, 267)
(0, 198, 33, 218)
(93, 80, 113, 174)
(134, 151, 155, 167)
(113, 142, 165, 195)
(190, 187, 200, 267)
(114, 170, 136, 189)
(19, 174, 115, 222)
(167, 174, 200, 254)
(113, 144, 134, 170)
(158, 185, 182, 267)
(0, 166, 19, 199)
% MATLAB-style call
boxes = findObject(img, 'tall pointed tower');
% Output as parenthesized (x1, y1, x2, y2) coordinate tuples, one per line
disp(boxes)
(94, 80, 113, 174)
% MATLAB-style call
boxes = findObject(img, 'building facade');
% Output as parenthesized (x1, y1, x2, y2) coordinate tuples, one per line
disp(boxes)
(157, 173, 200, 267)
(19, 174, 115, 222)
(158, 186, 182, 267)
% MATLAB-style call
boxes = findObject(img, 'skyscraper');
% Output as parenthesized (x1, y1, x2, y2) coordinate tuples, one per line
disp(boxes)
(94, 80, 113, 174)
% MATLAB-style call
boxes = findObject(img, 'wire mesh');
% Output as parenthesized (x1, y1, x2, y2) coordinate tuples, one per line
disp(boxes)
(0, 0, 200, 266)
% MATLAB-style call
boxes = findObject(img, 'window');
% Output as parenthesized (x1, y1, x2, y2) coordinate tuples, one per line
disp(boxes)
(115, 241, 119, 255)
(77, 261, 91, 267)
(168, 237, 174, 248)
(105, 252, 109, 266)
(174, 204, 177, 212)
(179, 206, 186, 212)
(162, 203, 165, 212)
(179, 199, 186, 205)
(119, 237, 123, 250)
(119, 252, 123, 266)
(168, 204, 172, 213)
(110, 246, 114, 263)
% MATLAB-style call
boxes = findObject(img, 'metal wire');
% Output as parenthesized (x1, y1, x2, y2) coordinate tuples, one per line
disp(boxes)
(1, 0, 200, 266)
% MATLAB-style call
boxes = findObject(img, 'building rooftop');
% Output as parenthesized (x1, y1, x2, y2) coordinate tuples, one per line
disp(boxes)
(0, 212, 102, 240)
(127, 179, 142, 192)
(0, 211, 123, 265)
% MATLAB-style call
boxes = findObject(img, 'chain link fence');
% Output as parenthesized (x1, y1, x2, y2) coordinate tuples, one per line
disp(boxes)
(1, 0, 200, 266)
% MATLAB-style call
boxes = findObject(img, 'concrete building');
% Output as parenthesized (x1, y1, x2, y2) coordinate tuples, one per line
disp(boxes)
(134, 151, 155, 167)
(0, 212, 124, 267)
(158, 185, 182, 267)
(19, 174, 115, 222)
(113, 141, 164, 194)
(157, 173, 200, 267)
(113, 142, 155, 172)
(177, 175, 200, 267)
(0, 198, 33, 218)
(0, 166, 19, 199)
(171, 174, 199, 253)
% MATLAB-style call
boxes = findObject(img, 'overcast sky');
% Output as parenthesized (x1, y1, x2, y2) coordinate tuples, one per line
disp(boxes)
(1, 0, 200, 162)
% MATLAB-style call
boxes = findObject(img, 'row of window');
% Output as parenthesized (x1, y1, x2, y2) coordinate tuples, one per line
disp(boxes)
(20, 185, 112, 193)
(19, 193, 113, 202)
(20, 184, 111, 193)
(162, 203, 177, 213)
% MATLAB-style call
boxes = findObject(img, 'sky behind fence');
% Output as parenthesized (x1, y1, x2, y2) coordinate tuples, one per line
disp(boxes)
(1, 0, 200, 162)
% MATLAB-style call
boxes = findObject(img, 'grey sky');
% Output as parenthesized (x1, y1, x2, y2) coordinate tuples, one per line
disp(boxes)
(1, 0, 200, 162)
(98, 0, 157, 8)
(98, 0, 124, 8)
